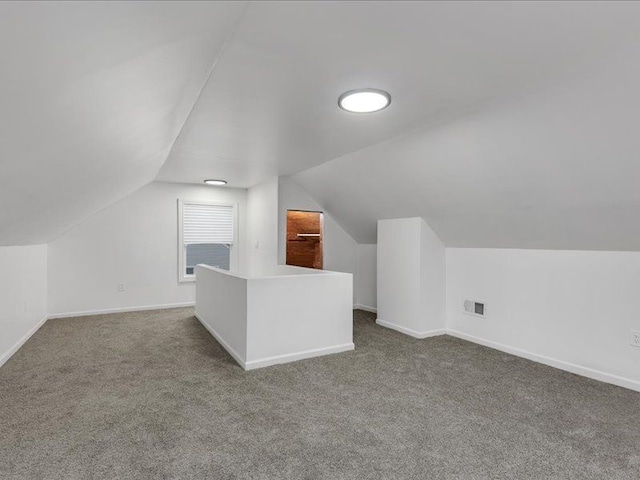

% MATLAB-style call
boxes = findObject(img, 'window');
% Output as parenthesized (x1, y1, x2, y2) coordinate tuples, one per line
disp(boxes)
(178, 200, 237, 282)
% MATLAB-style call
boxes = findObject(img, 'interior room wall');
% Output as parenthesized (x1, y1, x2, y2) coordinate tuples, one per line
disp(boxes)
(377, 217, 445, 337)
(446, 248, 640, 392)
(420, 219, 447, 332)
(356, 244, 377, 311)
(47, 181, 247, 317)
(246, 177, 279, 276)
(0, 245, 48, 367)
(278, 176, 360, 304)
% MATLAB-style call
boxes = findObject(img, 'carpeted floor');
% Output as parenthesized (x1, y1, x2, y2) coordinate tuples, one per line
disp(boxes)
(1, 308, 639, 479)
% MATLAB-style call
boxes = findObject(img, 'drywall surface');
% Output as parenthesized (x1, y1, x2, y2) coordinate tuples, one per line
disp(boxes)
(377, 218, 421, 332)
(0, 245, 47, 366)
(356, 244, 377, 311)
(446, 248, 640, 391)
(420, 220, 446, 332)
(377, 218, 445, 337)
(48, 181, 247, 317)
(293, 48, 640, 250)
(195, 264, 247, 363)
(0, 2, 246, 245)
(247, 268, 353, 368)
(246, 177, 280, 276)
(195, 264, 353, 370)
(278, 176, 358, 303)
(159, 2, 640, 194)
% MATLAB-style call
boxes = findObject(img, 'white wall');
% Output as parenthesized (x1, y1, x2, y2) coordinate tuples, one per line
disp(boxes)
(48, 181, 247, 317)
(378, 218, 421, 333)
(278, 176, 359, 303)
(246, 177, 279, 276)
(247, 268, 353, 368)
(420, 219, 446, 332)
(356, 244, 377, 311)
(195, 265, 247, 363)
(0, 245, 48, 367)
(196, 264, 353, 370)
(377, 218, 445, 337)
(446, 248, 640, 392)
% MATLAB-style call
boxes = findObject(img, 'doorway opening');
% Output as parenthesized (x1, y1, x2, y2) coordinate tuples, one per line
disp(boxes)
(286, 210, 323, 269)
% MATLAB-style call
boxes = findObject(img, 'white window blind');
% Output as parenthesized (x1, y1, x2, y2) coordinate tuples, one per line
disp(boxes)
(182, 203, 234, 245)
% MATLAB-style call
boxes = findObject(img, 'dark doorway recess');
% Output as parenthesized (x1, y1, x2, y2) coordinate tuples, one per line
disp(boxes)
(286, 210, 323, 269)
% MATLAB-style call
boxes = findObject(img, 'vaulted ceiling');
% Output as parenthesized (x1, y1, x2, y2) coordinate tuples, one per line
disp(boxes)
(0, 1, 245, 245)
(293, 49, 640, 249)
(3, 1, 640, 249)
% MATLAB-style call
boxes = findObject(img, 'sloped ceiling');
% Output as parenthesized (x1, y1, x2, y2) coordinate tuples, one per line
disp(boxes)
(157, 1, 640, 188)
(4, 1, 640, 250)
(0, 1, 246, 245)
(293, 49, 640, 250)
(157, 1, 640, 250)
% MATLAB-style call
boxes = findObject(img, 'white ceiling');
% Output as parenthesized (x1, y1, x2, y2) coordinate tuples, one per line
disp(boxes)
(4, 1, 640, 249)
(0, 1, 245, 245)
(158, 1, 640, 188)
(294, 46, 640, 249)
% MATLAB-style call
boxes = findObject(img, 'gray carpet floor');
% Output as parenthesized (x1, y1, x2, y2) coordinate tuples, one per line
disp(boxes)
(1, 308, 639, 479)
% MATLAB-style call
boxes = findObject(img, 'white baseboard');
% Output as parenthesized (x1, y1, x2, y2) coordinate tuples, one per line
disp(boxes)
(48, 302, 195, 320)
(195, 313, 247, 369)
(447, 329, 640, 393)
(376, 319, 446, 339)
(244, 343, 355, 371)
(0, 315, 48, 369)
(354, 304, 377, 314)
(196, 313, 354, 371)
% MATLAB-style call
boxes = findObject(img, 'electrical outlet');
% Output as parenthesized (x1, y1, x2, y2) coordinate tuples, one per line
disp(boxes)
(631, 330, 640, 348)
(118, 282, 126, 292)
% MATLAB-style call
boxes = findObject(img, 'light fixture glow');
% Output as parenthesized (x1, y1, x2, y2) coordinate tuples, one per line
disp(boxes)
(204, 179, 227, 186)
(338, 88, 391, 113)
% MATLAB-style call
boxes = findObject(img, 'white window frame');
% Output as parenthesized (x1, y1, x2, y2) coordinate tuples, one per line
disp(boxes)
(178, 200, 239, 283)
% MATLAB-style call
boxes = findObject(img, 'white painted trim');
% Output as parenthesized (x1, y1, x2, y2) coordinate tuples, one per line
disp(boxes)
(354, 304, 377, 314)
(196, 312, 354, 371)
(0, 315, 48, 368)
(376, 319, 446, 339)
(195, 313, 247, 369)
(48, 302, 195, 320)
(447, 329, 640, 393)
(244, 343, 355, 371)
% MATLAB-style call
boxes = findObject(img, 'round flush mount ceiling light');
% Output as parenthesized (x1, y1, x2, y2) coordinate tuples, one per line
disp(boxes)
(204, 179, 227, 186)
(338, 88, 391, 113)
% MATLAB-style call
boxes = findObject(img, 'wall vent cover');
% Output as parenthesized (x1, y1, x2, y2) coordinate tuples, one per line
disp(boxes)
(463, 299, 486, 318)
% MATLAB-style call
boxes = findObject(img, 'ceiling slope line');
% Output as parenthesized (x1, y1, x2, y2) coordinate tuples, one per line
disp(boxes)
(281, 175, 360, 246)
(153, 1, 251, 182)
(290, 44, 627, 184)
(286, 97, 498, 187)
(41, 3, 252, 246)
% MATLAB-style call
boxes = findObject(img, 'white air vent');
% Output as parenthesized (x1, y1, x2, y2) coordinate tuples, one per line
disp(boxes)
(463, 299, 486, 318)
